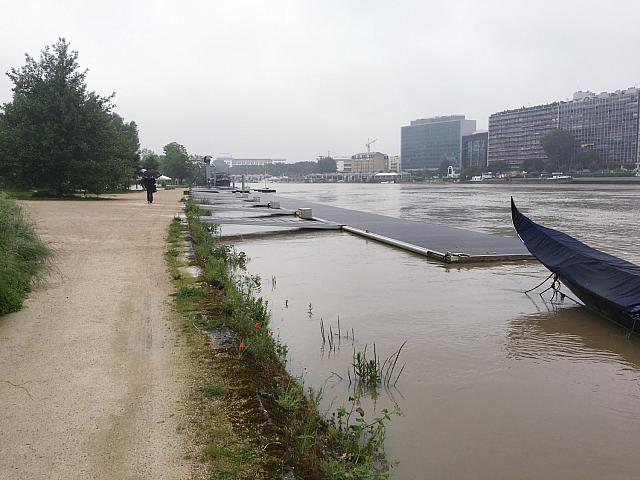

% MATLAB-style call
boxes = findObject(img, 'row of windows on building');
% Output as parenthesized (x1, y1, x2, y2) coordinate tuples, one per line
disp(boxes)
(400, 87, 640, 171)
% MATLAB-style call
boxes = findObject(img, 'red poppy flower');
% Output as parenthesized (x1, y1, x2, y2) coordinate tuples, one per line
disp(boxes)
(239, 341, 246, 350)
(255, 322, 261, 329)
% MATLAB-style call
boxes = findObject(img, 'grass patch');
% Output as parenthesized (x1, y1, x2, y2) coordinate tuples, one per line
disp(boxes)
(0, 193, 53, 315)
(201, 383, 228, 397)
(165, 216, 275, 478)
(166, 201, 395, 479)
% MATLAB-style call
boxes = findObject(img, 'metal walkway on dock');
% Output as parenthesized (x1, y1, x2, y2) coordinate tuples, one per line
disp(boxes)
(192, 191, 340, 230)
(199, 215, 340, 229)
(190, 189, 532, 263)
(260, 194, 532, 263)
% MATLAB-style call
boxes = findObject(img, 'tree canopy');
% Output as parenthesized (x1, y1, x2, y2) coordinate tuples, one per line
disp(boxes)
(541, 129, 574, 171)
(522, 158, 546, 173)
(157, 143, 203, 184)
(140, 148, 160, 170)
(317, 156, 337, 173)
(0, 39, 139, 195)
(161, 142, 190, 183)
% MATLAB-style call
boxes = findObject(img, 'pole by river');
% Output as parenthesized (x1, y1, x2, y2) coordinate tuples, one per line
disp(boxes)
(221, 183, 640, 479)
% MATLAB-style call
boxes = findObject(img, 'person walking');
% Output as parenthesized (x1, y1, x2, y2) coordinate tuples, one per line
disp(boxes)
(142, 176, 157, 203)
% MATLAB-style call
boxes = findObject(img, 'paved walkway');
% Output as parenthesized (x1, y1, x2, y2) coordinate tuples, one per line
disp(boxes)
(0, 189, 195, 480)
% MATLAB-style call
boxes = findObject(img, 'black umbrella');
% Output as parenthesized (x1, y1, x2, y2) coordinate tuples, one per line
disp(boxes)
(140, 169, 161, 178)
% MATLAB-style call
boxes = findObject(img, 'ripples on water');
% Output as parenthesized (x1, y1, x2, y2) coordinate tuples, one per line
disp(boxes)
(269, 182, 640, 261)
(234, 183, 640, 479)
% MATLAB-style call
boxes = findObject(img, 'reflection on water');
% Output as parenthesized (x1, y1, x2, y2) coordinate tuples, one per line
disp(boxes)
(507, 304, 640, 369)
(231, 184, 640, 479)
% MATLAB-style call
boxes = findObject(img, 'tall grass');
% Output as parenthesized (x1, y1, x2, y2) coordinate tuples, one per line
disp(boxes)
(0, 193, 52, 315)
(182, 198, 396, 478)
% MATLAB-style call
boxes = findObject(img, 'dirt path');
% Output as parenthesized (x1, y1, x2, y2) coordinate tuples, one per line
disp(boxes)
(0, 189, 197, 479)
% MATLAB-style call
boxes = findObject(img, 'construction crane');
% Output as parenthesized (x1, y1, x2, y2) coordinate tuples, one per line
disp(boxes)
(366, 138, 377, 154)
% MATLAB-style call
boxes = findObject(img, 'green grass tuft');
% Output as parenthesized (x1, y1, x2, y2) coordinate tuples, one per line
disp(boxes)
(0, 193, 53, 315)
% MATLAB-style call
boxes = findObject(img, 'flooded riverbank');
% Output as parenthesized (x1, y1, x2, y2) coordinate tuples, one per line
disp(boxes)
(226, 183, 640, 479)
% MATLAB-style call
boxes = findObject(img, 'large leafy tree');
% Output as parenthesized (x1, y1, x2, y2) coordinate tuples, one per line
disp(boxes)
(161, 142, 190, 183)
(541, 129, 574, 171)
(318, 156, 337, 173)
(140, 148, 160, 170)
(0, 39, 139, 195)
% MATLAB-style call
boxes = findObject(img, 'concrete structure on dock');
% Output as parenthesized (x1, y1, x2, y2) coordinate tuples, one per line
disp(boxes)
(488, 87, 640, 170)
(401, 115, 476, 170)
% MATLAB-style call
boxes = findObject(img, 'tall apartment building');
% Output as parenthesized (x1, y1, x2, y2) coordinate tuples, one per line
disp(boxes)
(401, 115, 476, 170)
(487, 104, 559, 169)
(488, 87, 640, 169)
(461, 131, 488, 168)
(559, 88, 640, 168)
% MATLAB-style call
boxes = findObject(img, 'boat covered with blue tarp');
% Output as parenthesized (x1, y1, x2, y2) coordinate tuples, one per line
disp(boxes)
(511, 198, 640, 332)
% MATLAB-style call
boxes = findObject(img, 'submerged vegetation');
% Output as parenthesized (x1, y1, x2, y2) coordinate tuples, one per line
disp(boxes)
(349, 342, 407, 389)
(0, 193, 52, 315)
(166, 198, 396, 479)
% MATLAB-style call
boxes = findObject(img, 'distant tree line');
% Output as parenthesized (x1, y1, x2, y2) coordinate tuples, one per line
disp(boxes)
(0, 39, 141, 195)
(139, 143, 204, 185)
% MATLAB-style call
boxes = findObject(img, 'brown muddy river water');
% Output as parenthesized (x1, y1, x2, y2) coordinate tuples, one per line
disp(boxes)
(223, 183, 640, 479)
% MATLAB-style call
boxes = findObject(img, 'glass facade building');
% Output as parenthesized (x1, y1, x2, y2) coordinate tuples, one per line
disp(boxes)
(401, 116, 476, 170)
(461, 131, 488, 168)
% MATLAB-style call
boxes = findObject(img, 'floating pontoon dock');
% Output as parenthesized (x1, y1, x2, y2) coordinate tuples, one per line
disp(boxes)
(189, 189, 532, 263)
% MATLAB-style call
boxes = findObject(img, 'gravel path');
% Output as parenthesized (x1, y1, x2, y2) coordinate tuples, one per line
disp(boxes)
(0, 189, 195, 479)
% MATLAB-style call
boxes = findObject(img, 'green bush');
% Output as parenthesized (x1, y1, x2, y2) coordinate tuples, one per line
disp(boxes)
(0, 193, 52, 315)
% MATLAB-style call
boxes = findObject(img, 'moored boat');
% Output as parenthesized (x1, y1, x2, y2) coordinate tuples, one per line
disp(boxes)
(511, 198, 640, 333)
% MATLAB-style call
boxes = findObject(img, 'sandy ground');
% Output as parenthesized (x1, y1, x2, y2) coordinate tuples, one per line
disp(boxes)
(0, 189, 196, 480)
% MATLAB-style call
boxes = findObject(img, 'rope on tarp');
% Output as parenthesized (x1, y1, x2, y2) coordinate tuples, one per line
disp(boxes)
(523, 272, 554, 294)
(524, 273, 582, 306)
(628, 315, 640, 339)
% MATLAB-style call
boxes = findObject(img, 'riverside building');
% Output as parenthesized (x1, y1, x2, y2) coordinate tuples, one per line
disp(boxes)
(488, 87, 640, 169)
(559, 89, 640, 168)
(487, 104, 559, 170)
(219, 156, 287, 168)
(461, 131, 488, 168)
(401, 115, 476, 170)
(351, 152, 389, 173)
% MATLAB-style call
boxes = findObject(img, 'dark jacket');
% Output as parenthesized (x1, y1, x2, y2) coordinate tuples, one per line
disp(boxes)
(142, 177, 157, 192)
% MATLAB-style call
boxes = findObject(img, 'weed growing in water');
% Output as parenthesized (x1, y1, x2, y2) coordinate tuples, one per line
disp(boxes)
(325, 396, 396, 480)
(179, 199, 399, 478)
(349, 341, 407, 389)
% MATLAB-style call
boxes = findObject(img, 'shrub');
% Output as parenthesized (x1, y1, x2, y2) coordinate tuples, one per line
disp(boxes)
(0, 193, 52, 315)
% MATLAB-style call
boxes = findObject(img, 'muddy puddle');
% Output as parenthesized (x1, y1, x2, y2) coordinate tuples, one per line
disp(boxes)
(221, 183, 640, 479)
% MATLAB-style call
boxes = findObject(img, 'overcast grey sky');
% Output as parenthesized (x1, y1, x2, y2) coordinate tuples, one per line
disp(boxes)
(2, 0, 639, 161)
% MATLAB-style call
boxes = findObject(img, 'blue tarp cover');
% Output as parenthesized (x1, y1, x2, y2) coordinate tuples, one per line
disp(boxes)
(512, 199, 640, 316)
